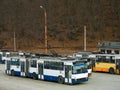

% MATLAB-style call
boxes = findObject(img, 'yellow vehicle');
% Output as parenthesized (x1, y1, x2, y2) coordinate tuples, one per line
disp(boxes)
(92, 54, 120, 74)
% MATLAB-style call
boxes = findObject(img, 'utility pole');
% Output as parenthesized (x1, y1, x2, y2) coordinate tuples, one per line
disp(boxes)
(84, 26, 86, 51)
(14, 31, 16, 51)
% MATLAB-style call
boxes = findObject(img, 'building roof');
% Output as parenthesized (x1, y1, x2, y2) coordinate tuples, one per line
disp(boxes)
(98, 41, 120, 49)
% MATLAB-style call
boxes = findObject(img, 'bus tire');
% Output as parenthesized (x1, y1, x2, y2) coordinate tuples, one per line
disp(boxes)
(109, 68, 115, 74)
(58, 76, 64, 84)
(11, 70, 15, 76)
(32, 72, 37, 80)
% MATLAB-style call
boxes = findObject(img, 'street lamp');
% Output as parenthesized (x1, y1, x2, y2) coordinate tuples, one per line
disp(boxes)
(40, 5, 48, 54)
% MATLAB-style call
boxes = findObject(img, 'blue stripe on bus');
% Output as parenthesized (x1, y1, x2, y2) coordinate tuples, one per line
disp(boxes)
(14, 71, 21, 76)
(13, 71, 33, 78)
(0, 60, 5, 64)
(29, 73, 33, 78)
(0, 60, 2, 63)
(7, 71, 88, 84)
(44, 75, 58, 82)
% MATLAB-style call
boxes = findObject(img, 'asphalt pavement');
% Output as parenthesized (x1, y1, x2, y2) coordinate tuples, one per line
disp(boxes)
(0, 64, 120, 90)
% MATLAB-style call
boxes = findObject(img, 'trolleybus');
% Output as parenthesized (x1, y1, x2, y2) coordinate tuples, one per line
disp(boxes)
(0, 51, 10, 64)
(92, 54, 120, 74)
(73, 52, 93, 76)
(5, 56, 88, 84)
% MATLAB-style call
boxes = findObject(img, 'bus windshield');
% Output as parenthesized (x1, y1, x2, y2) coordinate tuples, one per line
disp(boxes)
(72, 64, 87, 74)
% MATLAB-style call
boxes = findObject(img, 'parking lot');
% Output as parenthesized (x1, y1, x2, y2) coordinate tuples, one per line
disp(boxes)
(0, 64, 120, 90)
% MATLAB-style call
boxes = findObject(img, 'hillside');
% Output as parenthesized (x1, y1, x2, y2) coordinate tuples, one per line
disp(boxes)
(0, 0, 120, 54)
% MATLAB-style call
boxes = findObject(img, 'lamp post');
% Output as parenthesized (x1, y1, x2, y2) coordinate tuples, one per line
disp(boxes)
(40, 5, 48, 54)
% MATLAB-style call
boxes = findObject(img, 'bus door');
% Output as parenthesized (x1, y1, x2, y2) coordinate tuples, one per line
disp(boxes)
(21, 61, 25, 76)
(6, 60, 11, 74)
(38, 63, 43, 79)
(116, 59, 120, 74)
(25, 59, 29, 77)
(65, 65, 72, 84)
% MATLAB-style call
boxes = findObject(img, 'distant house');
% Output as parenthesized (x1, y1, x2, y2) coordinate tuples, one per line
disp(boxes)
(98, 41, 120, 54)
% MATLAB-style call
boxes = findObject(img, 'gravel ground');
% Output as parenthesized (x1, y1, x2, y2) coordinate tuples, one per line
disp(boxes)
(0, 64, 120, 90)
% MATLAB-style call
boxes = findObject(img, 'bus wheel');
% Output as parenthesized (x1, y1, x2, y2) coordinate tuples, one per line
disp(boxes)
(109, 68, 115, 74)
(11, 70, 15, 76)
(32, 73, 37, 80)
(58, 76, 64, 84)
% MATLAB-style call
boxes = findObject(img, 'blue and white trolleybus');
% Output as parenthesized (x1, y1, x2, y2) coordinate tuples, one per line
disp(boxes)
(5, 56, 88, 84)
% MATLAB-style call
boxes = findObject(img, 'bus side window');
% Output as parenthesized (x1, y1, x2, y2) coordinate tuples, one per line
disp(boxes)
(110, 56, 115, 63)
(102, 56, 107, 63)
(6, 54, 9, 57)
(11, 58, 20, 66)
(105, 56, 110, 63)
(87, 58, 90, 62)
(44, 61, 63, 70)
(30, 60, 37, 68)
(3, 52, 6, 57)
(96, 57, 100, 62)
(17, 59, 20, 66)
(44, 61, 50, 69)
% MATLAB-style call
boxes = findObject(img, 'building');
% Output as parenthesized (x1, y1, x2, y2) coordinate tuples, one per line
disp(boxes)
(98, 41, 120, 54)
